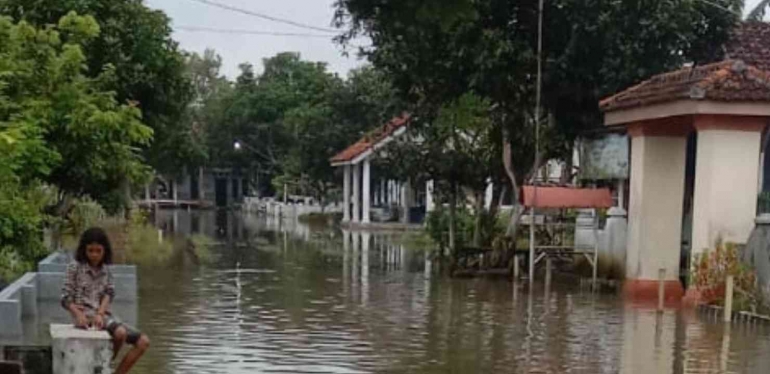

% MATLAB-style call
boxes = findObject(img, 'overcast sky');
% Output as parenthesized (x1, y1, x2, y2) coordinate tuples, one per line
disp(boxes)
(146, 0, 766, 80)
(145, 0, 368, 79)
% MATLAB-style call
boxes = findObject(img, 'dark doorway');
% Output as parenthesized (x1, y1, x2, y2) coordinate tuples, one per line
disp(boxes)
(232, 178, 240, 203)
(215, 178, 228, 207)
(190, 173, 200, 200)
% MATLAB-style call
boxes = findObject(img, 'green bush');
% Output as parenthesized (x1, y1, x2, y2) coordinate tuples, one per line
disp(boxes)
(426, 205, 504, 252)
(0, 182, 50, 282)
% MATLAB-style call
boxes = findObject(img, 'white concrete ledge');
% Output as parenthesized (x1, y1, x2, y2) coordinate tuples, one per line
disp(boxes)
(50, 324, 112, 374)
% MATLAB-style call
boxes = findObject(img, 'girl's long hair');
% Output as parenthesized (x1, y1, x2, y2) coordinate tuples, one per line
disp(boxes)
(75, 227, 113, 265)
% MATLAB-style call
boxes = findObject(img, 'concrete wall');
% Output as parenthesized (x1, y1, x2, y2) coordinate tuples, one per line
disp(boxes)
(691, 129, 761, 255)
(626, 135, 687, 282)
(1, 252, 137, 338)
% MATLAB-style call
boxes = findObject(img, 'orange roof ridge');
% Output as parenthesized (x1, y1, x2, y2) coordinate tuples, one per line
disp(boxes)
(330, 113, 411, 164)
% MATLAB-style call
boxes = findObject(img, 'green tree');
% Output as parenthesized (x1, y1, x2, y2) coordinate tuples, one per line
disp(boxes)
(0, 13, 153, 280)
(335, 0, 740, 244)
(0, 0, 194, 179)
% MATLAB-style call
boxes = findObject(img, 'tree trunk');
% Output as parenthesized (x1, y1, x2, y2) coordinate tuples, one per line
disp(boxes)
(502, 127, 522, 237)
(122, 177, 132, 221)
(473, 190, 484, 247)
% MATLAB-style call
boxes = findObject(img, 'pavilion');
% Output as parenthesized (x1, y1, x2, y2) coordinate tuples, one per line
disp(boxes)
(599, 22, 770, 301)
(330, 114, 434, 226)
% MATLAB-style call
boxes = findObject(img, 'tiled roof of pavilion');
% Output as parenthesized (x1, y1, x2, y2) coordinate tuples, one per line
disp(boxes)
(330, 113, 411, 164)
(725, 21, 770, 72)
(600, 22, 770, 113)
(599, 60, 770, 112)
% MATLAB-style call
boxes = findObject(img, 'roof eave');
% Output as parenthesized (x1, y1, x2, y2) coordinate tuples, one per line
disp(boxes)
(604, 99, 770, 126)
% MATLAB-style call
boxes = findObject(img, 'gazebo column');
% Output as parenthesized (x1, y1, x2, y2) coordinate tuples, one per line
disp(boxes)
(343, 165, 351, 223)
(380, 180, 386, 206)
(625, 125, 688, 301)
(352, 163, 361, 223)
(691, 115, 763, 259)
(362, 159, 372, 224)
(426, 180, 435, 212)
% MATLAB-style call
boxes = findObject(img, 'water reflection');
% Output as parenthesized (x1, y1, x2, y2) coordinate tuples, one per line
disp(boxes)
(132, 210, 770, 374)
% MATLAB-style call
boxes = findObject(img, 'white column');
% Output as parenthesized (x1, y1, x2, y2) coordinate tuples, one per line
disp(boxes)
(363, 159, 371, 224)
(352, 163, 361, 223)
(380, 180, 386, 205)
(401, 181, 410, 223)
(692, 126, 761, 257)
(343, 165, 351, 222)
(484, 179, 493, 210)
(172, 179, 178, 203)
(144, 184, 151, 203)
(426, 180, 435, 212)
(626, 135, 686, 286)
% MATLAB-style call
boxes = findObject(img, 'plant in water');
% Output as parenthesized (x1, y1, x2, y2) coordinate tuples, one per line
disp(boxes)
(692, 241, 765, 313)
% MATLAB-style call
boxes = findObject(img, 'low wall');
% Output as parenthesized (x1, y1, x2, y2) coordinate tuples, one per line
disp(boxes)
(0, 252, 137, 338)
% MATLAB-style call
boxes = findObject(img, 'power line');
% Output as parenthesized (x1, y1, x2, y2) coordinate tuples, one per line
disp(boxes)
(176, 26, 333, 38)
(185, 0, 338, 34)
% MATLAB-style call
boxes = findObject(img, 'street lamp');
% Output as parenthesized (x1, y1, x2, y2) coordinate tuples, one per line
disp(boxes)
(233, 140, 242, 151)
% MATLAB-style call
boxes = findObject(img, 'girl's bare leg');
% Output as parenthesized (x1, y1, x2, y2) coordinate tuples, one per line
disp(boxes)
(112, 326, 127, 360)
(115, 334, 150, 374)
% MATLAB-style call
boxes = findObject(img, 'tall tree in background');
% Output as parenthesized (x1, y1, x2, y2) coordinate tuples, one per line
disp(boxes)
(0, 0, 193, 182)
(205, 53, 399, 203)
(183, 49, 232, 173)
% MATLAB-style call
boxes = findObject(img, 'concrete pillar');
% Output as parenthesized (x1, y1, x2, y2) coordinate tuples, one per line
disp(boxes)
(145, 184, 151, 203)
(352, 164, 361, 223)
(574, 209, 597, 251)
(426, 180, 435, 212)
(401, 181, 411, 223)
(51, 324, 112, 374)
(605, 207, 628, 273)
(363, 159, 371, 224)
(625, 134, 687, 301)
(484, 179, 494, 210)
(692, 118, 762, 258)
(380, 180, 386, 205)
(172, 179, 178, 203)
(343, 165, 351, 222)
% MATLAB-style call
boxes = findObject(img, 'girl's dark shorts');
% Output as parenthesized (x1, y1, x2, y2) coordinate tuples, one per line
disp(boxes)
(104, 315, 143, 345)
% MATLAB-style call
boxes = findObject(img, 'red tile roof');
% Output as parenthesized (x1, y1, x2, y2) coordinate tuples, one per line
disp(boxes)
(725, 21, 770, 72)
(330, 114, 411, 164)
(599, 60, 770, 112)
(600, 22, 770, 113)
(521, 186, 613, 209)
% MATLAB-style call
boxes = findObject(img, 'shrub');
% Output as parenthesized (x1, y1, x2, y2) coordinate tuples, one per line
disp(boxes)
(692, 241, 765, 312)
(0, 182, 50, 282)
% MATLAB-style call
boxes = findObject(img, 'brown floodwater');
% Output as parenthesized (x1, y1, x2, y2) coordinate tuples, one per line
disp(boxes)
(130, 210, 770, 373)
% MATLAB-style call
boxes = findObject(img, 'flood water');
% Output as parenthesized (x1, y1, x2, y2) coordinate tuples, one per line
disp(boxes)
(131, 210, 770, 373)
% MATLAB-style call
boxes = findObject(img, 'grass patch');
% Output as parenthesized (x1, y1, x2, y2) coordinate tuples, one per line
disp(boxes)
(298, 212, 342, 228)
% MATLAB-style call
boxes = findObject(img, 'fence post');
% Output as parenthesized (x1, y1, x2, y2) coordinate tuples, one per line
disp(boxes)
(724, 275, 734, 323)
(657, 268, 665, 312)
(545, 257, 552, 290)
